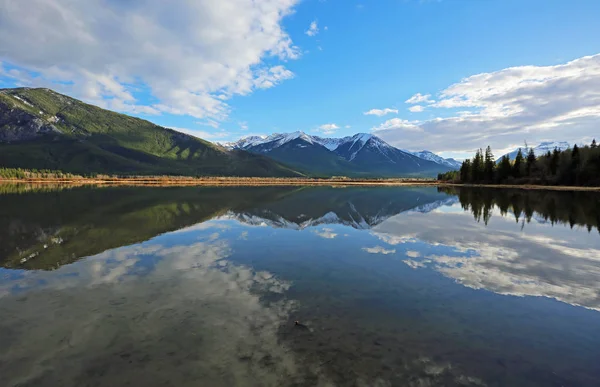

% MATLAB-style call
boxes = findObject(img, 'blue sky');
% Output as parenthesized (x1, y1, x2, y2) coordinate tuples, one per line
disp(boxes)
(1, 0, 599, 159)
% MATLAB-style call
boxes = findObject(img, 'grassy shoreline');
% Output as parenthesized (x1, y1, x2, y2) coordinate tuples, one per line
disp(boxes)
(0, 176, 438, 187)
(1, 176, 600, 191)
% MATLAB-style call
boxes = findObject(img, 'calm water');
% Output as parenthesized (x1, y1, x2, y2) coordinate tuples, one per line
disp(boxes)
(1, 185, 600, 387)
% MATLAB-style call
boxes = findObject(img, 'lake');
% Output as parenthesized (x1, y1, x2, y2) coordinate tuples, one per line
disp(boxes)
(1, 185, 600, 387)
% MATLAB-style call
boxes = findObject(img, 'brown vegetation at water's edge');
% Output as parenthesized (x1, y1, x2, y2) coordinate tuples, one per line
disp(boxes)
(0, 175, 438, 187)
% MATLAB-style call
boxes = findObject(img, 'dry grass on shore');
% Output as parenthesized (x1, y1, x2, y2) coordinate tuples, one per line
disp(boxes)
(0, 176, 439, 187)
(1, 176, 599, 191)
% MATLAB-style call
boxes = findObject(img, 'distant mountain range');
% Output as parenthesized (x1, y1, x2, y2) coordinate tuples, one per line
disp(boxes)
(0, 87, 461, 177)
(222, 132, 457, 177)
(2, 87, 577, 178)
(497, 141, 571, 163)
(403, 150, 462, 169)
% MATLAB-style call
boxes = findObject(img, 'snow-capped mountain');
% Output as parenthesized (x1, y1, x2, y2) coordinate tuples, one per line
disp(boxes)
(221, 191, 458, 231)
(223, 131, 454, 177)
(406, 150, 462, 169)
(222, 131, 317, 151)
(498, 141, 571, 162)
(221, 135, 267, 150)
(312, 135, 351, 151)
(224, 131, 355, 153)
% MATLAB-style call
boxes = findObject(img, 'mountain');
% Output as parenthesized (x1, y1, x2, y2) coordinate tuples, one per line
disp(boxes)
(2, 185, 456, 270)
(0, 88, 301, 177)
(498, 141, 571, 163)
(221, 186, 457, 230)
(225, 132, 452, 177)
(405, 150, 462, 169)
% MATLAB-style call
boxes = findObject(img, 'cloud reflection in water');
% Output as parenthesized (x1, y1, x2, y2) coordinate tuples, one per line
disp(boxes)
(373, 204, 600, 311)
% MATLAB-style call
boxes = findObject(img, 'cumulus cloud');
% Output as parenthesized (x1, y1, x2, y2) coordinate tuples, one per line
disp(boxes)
(316, 123, 340, 135)
(305, 20, 319, 36)
(408, 105, 425, 113)
(373, 118, 422, 132)
(376, 54, 600, 153)
(0, 0, 300, 122)
(405, 93, 434, 104)
(364, 108, 398, 116)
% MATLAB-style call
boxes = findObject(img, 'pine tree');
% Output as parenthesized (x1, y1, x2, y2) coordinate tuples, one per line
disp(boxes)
(572, 144, 581, 168)
(484, 146, 495, 182)
(513, 148, 524, 178)
(497, 155, 512, 182)
(460, 159, 471, 182)
(526, 148, 536, 177)
(550, 148, 560, 175)
(471, 149, 484, 182)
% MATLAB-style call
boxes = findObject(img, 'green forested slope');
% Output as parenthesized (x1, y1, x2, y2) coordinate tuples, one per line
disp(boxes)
(0, 88, 301, 177)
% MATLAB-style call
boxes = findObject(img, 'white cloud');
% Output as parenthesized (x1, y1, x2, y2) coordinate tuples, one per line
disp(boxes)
(408, 105, 424, 113)
(345, 125, 351, 129)
(0, 0, 300, 122)
(373, 118, 423, 132)
(362, 246, 396, 255)
(169, 127, 230, 140)
(405, 93, 434, 104)
(316, 123, 340, 135)
(364, 108, 398, 117)
(305, 20, 319, 37)
(376, 54, 600, 152)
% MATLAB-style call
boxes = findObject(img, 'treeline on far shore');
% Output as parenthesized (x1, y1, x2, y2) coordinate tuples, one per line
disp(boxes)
(438, 139, 600, 186)
(0, 168, 83, 179)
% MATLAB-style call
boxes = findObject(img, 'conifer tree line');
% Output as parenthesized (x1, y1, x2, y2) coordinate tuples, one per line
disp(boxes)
(438, 139, 600, 186)
(0, 168, 78, 179)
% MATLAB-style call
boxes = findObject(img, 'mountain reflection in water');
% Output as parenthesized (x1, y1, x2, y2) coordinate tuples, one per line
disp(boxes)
(1, 185, 600, 386)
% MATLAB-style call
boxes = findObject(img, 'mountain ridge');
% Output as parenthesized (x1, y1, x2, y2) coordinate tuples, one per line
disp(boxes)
(497, 141, 571, 163)
(223, 131, 455, 177)
(0, 87, 302, 177)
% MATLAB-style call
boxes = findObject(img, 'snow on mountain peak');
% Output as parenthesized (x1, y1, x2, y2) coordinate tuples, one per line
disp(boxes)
(223, 131, 458, 169)
(403, 150, 462, 169)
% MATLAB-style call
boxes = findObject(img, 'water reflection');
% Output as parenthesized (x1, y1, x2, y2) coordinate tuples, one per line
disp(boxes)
(2, 185, 600, 386)
(0, 236, 327, 386)
(442, 186, 600, 231)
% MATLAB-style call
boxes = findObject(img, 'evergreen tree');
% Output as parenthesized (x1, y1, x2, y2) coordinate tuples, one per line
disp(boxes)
(592, 139, 597, 149)
(513, 149, 524, 178)
(550, 148, 560, 175)
(471, 148, 484, 182)
(460, 159, 472, 182)
(526, 148, 536, 177)
(572, 144, 581, 168)
(484, 146, 495, 182)
(497, 155, 512, 182)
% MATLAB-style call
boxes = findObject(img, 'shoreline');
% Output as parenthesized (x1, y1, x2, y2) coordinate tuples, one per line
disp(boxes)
(1, 177, 600, 191)
(0, 177, 438, 187)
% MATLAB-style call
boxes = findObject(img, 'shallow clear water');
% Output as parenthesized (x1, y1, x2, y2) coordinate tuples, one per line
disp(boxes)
(1, 185, 600, 386)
